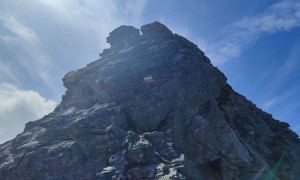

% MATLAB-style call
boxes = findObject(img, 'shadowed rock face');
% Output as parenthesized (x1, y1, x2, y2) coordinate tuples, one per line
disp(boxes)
(106, 25, 140, 49)
(0, 21, 299, 180)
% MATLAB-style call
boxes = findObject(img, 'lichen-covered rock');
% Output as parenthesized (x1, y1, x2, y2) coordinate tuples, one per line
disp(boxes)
(0, 21, 299, 180)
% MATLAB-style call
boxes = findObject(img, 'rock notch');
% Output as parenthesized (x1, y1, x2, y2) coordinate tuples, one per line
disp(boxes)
(0, 22, 299, 179)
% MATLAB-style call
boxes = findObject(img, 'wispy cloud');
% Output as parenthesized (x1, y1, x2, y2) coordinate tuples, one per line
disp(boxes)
(276, 40, 300, 79)
(257, 39, 300, 96)
(0, 83, 56, 144)
(37, 0, 147, 48)
(0, 14, 37, 43)
(205, 0, 300, 65)
(262, 97, 278, 110)
(262, 86, 298, 111)
(0, 60, 21, 85)
(261, 82, 300, 134)
(0, 13, 52, 89)
(253, 30, 300, 135)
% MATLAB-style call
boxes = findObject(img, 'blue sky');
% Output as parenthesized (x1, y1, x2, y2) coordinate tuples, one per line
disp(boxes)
(0, 0, 299, 143)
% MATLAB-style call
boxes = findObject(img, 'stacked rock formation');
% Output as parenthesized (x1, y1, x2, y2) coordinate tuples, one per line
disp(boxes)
(0, 22, 299, 179)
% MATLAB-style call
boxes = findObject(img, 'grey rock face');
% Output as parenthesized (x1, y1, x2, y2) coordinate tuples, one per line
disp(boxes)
(107, 25, 140, 49)
(0, 21, 299, 179)
(141, 21, 174, 40)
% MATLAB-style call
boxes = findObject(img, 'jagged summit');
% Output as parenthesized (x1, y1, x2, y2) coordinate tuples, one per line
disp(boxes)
(106, 25, 140, 49)
(105, 21, 173, 48)
(1, 22, 299, 179)
(141, 21, 174, 40)
(100, 21, 176, 58)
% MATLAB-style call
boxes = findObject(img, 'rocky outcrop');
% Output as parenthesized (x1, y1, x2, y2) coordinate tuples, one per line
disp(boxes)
(0, 21, 299, 179)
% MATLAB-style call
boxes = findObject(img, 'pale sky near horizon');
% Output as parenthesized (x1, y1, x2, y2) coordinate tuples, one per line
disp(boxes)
(0, 0, 300, 143)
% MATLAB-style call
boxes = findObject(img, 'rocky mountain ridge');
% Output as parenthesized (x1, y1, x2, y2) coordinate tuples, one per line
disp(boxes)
(0, 21, 299, 179)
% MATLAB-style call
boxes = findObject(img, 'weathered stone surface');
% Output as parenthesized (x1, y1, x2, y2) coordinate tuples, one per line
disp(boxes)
(107, 25, 140, 48)
(0, 21, 299, 180)
(141, 21, 174, 40)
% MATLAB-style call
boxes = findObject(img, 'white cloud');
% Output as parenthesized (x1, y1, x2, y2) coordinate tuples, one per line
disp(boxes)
(0, 83, 56, 144)
(0, 13, 53, 91)
(262, 81, 300, 111)
(277, 41, 300, 78)
(205, 0, 300, 65)
(35, 0, 147, 48)
(0, 14, 37, 43)
(262, 97, 278, 110)
(258, 39, 300, 96)
(0, 60, 21, 85)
